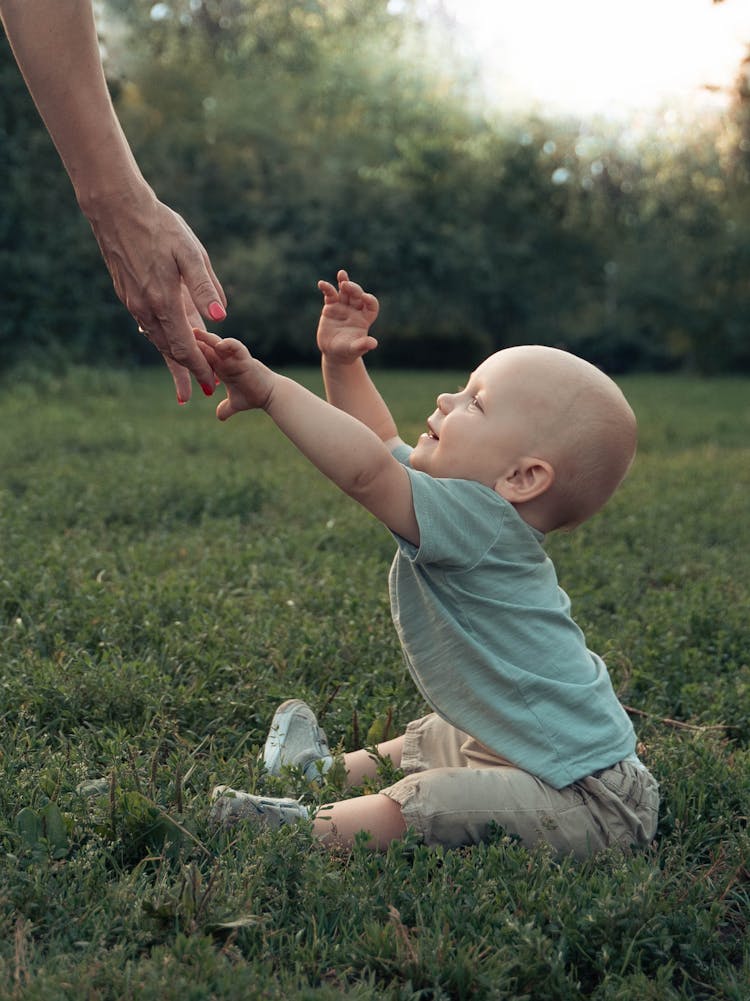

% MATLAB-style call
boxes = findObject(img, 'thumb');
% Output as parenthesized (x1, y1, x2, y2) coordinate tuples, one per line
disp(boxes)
(178, 244, 228, 325)
(215, 397, 237, 422)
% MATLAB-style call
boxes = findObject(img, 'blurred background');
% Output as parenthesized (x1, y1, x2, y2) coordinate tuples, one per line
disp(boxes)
(3, 0, 750, 375)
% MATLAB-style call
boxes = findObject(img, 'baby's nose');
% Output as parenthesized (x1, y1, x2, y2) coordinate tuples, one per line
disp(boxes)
(436, 392, 454, 412)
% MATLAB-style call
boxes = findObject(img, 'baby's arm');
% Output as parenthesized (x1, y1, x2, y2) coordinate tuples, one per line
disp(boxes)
(317, 271, 404, 448)
(196, 331, 418, 544)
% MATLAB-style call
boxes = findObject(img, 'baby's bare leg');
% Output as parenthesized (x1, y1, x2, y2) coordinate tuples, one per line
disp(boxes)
(313, 793, 406, 850)
(343, 735, 404, 787)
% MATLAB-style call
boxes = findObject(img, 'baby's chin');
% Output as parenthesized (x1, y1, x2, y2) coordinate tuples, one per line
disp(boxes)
(407, 449, 438, 479)
(407, 440, 428, 470)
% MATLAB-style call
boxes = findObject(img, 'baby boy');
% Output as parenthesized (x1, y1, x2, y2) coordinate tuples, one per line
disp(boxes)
(198, 271, 659, 859)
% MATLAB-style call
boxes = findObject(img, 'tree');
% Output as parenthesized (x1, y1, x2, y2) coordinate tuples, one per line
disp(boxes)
(0, 26, 131, 372)
(4, 0, 749, 374)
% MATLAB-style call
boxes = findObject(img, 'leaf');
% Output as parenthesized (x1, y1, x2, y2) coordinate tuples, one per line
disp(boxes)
(14, 807, 42, 847)
(40, 802, 68, 855)
(366, 707, 394, 745)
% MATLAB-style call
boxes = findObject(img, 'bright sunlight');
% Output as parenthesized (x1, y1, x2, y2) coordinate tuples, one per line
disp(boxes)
(440, 0, 750, 118)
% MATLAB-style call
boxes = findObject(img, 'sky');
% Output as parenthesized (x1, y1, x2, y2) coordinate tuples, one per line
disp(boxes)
(438, 0, 750, 119)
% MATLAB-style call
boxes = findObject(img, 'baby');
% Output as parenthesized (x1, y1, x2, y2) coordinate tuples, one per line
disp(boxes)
(199, 271, 659, 859)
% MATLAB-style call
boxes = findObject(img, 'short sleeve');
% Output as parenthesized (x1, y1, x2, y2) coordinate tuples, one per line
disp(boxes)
(390, 443, 508, 571)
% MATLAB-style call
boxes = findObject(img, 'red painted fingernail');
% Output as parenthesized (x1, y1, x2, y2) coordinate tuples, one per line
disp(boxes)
(208, 301, 226, 322)
(177, 395, 187, 406)
(200, 382, 214, 397)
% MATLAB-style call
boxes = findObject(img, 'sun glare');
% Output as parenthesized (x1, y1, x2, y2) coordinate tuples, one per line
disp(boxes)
(440, 0, 750, 118)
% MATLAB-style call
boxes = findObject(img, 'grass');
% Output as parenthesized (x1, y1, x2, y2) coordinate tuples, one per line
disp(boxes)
(0, 365, 748, 1000)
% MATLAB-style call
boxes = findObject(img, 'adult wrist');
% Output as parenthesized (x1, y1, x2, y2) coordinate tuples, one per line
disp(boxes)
(76, 171, 155, 225)
(70, 124, 152, 219)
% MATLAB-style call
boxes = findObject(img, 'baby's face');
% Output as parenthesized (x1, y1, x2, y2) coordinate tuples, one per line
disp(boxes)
(409, 351, 539, 488)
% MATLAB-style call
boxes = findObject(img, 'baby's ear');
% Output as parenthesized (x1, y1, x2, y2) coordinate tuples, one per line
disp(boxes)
(494, 458, 554, 504)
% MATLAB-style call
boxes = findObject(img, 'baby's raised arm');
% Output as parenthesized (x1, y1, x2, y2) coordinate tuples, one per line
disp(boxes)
(317, 271, 403, 448)
(196, 331, 418, 544)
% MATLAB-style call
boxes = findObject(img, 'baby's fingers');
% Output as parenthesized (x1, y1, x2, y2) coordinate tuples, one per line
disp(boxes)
(193, 327, 222, 348)
(339, 279, 366, 309)
(213, 336, 249, 360)
(195, 335, 220, 374)
(318, 280, 339, 304)
(341, 334, 379, 361)
(215, 397, 237, 422)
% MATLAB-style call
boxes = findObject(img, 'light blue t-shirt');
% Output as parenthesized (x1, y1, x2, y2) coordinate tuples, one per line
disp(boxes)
(389, 443, 636, 789)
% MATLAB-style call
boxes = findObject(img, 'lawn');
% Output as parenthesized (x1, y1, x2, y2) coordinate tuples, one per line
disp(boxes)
(0, 366, 748, 999)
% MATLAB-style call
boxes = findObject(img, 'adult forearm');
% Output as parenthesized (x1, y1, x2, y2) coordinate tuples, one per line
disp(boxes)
(0, 0, 147, 212)
(321, 356, 398, 443)
(3, 0, 224, 400)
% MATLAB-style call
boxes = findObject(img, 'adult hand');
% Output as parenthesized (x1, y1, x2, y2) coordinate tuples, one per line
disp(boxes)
(0, 0, 227, 404)
(87, 188, 227, 403)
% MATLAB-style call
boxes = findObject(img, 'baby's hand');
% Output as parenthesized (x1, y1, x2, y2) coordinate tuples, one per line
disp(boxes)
(194, 329, 275, 421)
(317, 269, 379, 365)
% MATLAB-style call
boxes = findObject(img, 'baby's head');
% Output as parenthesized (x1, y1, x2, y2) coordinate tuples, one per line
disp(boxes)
(410, 345, 636, 532)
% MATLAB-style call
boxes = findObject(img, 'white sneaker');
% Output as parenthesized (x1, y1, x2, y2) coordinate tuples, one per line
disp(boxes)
(210, 786, 309, 829)
(263, 699, 333, 783)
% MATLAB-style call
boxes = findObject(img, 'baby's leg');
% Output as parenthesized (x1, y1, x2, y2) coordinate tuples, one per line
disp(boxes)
(209, 786, 406, 848)
(313, 793, 407, 850)
(302, 736, 406, 848)
(380, 761, 658, 859)
(342, 735, 404, 787)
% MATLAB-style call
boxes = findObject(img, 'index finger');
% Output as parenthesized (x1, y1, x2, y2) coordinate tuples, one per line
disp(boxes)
(154, 303, 217, 397)
(318, 279, 339, 302)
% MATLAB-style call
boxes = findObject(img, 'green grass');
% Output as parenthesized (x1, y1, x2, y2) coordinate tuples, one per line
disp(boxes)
(0, 367, 748, 1000)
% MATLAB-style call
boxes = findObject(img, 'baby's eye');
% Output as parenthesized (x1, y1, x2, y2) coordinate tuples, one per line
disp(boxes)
(469, 395, 482, 411)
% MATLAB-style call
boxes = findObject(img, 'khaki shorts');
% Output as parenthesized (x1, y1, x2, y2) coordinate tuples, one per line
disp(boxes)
(380, 714, 659, 859)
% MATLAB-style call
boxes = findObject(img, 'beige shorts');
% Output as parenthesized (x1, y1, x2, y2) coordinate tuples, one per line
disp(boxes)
(380, 714, 659, 859)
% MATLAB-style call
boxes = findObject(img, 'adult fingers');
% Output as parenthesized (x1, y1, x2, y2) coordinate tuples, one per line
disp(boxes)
(137, 270, 217, 397)
(150, 306, 217, 398)
(175, 228, 227, 325)
(161, 353, 193, 406)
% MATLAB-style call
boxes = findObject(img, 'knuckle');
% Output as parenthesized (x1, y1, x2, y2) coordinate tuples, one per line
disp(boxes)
(189, 277, 217, 302)
(148, 292, 170, 321)
(168, 342, 193, 364)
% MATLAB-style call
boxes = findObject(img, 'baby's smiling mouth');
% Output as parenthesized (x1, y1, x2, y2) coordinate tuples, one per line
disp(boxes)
(426, 421, 439, 440)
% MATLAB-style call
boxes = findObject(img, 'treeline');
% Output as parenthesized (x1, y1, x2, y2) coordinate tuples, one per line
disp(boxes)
(2, 0, 750, 374)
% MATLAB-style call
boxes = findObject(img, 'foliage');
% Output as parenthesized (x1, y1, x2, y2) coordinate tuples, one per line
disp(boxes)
(2, 1, 750, 375)
(0, 32, 131, 372)
(0, 368, 748, 998)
